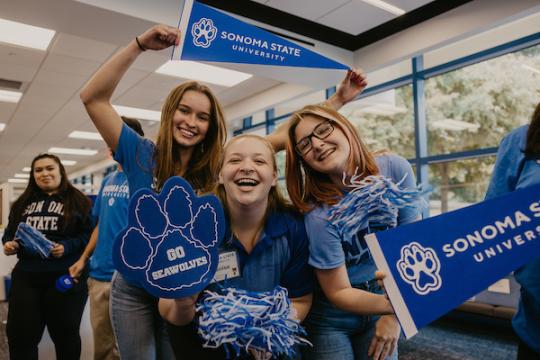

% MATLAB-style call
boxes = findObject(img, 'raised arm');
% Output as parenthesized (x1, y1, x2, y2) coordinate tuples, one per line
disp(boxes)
(267, 68, 367, 152)
(80, 25, 180, 150)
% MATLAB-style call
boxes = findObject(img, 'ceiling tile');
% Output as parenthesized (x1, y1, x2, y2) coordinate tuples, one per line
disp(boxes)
(317, 1, 395, 35)
(42, 53, 101, 77)
(50, 33, 118, 62)
(265, 0, 350, 21)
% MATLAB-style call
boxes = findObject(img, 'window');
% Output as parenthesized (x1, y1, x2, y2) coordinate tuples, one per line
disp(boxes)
(428, 156, 496, 215)
(340, 85, 415, 159)
(426, 44, 540, 155)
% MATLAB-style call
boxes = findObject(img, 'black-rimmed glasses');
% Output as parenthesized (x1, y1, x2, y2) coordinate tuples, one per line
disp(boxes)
(295, 120, 334, 156)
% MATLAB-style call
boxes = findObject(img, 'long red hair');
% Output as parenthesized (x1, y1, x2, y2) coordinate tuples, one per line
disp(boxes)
(285, 105, 379, 212)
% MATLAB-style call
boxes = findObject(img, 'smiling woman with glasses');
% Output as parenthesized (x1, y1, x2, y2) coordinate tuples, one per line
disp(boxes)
(285, 105, 420, 360)
(295, 119, 335, 156)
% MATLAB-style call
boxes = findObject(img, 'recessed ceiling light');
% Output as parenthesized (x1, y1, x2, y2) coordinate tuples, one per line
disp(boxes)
(68, 131, 103, 140)
(61, 160, 77, 166)
(156, 60, 252, 87)
(14, 173, 30, 179)
(361, 0, 405, 16)
(8, 178, 28, 184)
(113, 105, 161, 122)
(22, 167, 31, 172)
(0, 18, 56, 51)
(0, 123, 5, 131)
(0, 90, 22, 103)
(48, 147, 98, 156)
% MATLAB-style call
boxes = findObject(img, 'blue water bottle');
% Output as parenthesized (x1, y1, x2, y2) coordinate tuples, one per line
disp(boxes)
(56, 275, 74, 293)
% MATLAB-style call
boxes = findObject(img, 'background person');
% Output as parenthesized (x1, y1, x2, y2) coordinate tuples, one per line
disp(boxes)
(2, 153, 93, 360)
(69, 117, 145, 360)
(485, 101, 540, 359)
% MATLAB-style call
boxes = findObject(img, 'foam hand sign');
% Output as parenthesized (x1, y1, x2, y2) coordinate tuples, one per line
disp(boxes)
(113, 176, 225, 298)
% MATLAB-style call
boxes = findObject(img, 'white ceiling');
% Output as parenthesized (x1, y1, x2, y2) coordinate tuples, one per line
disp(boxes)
(253, 0, 433, 35)
(0, 0, 286, 185)
(0, 0, 488, 185)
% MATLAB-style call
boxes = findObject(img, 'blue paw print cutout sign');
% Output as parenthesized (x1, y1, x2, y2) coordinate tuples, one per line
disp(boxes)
(113, 176, 225, 298)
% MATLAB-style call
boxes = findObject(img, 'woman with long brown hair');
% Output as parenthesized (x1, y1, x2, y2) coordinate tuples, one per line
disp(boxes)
(3, 153, 93, 360)
(80, 24, 227, 359)
(285, 105, 420, 360)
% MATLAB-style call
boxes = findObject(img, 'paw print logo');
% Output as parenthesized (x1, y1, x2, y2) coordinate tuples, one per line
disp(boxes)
(191, 18, 217, 48)
(112, 177, 225, 299)
(396, 242, 442, 295)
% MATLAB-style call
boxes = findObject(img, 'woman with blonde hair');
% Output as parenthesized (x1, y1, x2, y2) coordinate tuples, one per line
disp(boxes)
(80, 24, 226, 359)
(285, 105, 420, 360)
(160, 134, 313, 359)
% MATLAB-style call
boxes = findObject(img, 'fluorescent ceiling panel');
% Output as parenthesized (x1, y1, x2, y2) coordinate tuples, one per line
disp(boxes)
(8, 178, 28, 184)
(61, 160, 77, 166)
(22, 167, 31, 172)
(49, 147, 98, 156)
(14, 173, 30, 179)
(0, 123, 5, 131)
(0, 18, 56, 51)
(361, 0, 405, 16)
(0, 90, 23, 103)
(156, 60, 252, 87)
(113, 105, 161, 122)
(69, 131, 103, 140)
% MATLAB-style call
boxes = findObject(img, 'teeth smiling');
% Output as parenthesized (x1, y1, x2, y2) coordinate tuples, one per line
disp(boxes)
(179, 127, 196, 138)
(235, 178, 259, 186)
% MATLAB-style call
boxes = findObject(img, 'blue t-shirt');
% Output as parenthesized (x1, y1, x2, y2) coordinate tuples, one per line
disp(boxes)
(485, 125, 540, 353)
(90, 171, 130, 281)
(208, 211, 313, 298)
(113, 123, 156, 195)
(304, 154, 419, 329)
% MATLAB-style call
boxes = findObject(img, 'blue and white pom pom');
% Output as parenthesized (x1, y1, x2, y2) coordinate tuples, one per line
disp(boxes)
(15, 223, 55, 258)
(328, 170, 427, 243)
(197, 286, 311, 359)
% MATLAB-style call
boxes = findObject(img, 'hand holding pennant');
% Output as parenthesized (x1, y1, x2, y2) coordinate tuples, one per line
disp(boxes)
(113, 176, 226, 298)
(365, 183, 540, 338)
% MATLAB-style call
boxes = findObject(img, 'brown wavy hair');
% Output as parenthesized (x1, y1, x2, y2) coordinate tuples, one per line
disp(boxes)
(153, 81, 226, 192)
(285, 105, 379, 213)
(9, 153, 92, 231)
(525, 101, 540, 159)
(214, 134, 293, 218)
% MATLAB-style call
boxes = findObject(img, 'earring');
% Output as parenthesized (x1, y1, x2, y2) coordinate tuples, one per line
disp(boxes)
(200, 143, 205, 153)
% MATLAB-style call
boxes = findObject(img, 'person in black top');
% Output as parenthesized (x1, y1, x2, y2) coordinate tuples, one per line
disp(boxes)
(2, 153, 94, 360)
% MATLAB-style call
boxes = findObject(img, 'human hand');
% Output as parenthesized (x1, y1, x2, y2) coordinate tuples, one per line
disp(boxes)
(137, 24, 181, 51)
(368, 315, 400, 360)
(68, 258, 86, 282)
(3, 240, 19, 256)
(51, 243, 65, 258)
(334, 68, 368, 107)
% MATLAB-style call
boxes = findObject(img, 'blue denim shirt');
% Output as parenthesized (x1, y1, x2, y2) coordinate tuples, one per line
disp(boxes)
(485, 125, 540, 353)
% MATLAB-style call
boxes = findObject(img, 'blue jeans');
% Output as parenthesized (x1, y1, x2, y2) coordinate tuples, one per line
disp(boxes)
(110, 272, 174, 360)
(302, 281, 398, 360)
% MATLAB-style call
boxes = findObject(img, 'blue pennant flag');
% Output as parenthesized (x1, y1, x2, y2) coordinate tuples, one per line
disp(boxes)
(112, 176, 226, 299)
(173, 0, 348, 70)
(366, 183, 540, 338)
